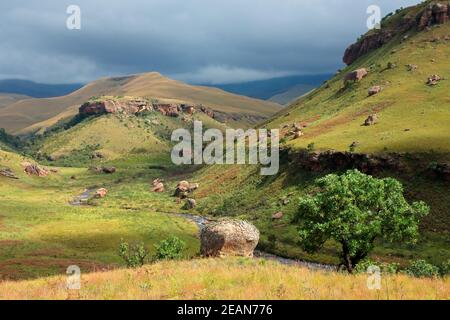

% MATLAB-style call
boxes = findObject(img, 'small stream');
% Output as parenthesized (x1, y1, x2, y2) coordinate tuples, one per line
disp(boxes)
(70, 190, 334, 271)
(70, 189, 95, 206)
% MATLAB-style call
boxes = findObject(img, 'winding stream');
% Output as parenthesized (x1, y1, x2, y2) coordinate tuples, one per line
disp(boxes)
(70, 190, 334, 271)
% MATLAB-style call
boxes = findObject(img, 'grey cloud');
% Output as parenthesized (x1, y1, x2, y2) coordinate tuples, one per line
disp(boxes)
(0, 0, 421, 84)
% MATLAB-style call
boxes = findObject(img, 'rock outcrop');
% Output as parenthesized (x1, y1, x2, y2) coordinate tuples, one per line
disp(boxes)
(343, 2, 450, 65)
(154, 104, 181, 117)
(417, 2, 450, 30)
(22, 162, 49, 177)
(294, 150, 404, 174)
(79, 98, 215, 120)
(200, 219, 260, 258)
(344, 31, 394, 65)
(79, 99, 152, 116)
(428, 163, 450, 181)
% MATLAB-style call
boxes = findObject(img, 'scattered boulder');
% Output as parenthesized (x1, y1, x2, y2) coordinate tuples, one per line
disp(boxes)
(200, 219, 260, 258)
(90, 152, 104, 159)
(368, 86, 382, 96)
(185, 198, 197, 209)
(22, 162, 49, 177)
(174, 181, 199, 198)
(364, 114, 379, 126)
(344, 68, 368, 83)
(152, 178, 165, 193)
(406, 64, 418, 72)
(427, 74, 442, 86)
(102, 167, 116, 174)
(0, 168, 18, 179)
(95, 188, 108, 198)
(89, 166, 103, 173)
(272, 212, 284, 220)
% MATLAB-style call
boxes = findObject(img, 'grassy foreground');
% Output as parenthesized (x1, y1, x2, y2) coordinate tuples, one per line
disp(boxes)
(0, 258, 448, 300)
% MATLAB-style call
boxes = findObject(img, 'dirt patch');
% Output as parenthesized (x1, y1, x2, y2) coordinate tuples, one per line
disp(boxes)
(305, 101, 394, 139)
(0, 240, 23, 246)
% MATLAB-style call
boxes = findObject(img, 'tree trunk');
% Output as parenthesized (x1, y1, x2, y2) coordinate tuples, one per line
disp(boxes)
(341, 242, 353, 273)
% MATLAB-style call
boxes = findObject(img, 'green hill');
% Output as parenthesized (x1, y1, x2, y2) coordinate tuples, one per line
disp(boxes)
(190, 2, 450, 267)
(264, 2, 450, 157)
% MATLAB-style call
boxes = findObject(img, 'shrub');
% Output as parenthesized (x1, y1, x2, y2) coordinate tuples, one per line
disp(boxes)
(405, 260, 439, 278)
(439, 260, 450, 276)
(153, 236, 186, 261)
(118, 239, 149, 268)
(354, 259, 399, 275)
(306, 143, 315, 152)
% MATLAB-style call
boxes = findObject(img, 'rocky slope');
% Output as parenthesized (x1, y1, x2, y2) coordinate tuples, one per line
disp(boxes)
(344, 1, 450, 65)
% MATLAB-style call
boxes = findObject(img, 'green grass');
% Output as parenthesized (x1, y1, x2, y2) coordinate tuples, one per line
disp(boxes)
(192, 160, 450, 267)
(0, 152, 200, 280)
(264, 21, 450, 158)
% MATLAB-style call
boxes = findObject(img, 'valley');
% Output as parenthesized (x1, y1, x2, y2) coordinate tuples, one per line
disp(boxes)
(0, 0, 449, 301)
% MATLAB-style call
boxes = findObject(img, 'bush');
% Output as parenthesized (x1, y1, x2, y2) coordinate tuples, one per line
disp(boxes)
(154, 236, 186, 261)
(354, 259, 399, 275)
(118, 239, 149, 268)
(438, 259, 450, 276)
(405, 260, 439, 278)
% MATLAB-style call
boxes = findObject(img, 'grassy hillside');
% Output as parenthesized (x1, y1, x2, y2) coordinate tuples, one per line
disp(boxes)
(0, 72, 282, 134)
(0, 94, 30, 109)
(263, 18, 450, 157)
(187, 6, 450, 267)
(26, 103, 228, 166)
(0, 149, 200, 281)
(0, 258, 447, 300)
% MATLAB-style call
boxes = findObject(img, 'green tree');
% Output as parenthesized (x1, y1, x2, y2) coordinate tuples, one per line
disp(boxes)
(294, 170, 429, 273)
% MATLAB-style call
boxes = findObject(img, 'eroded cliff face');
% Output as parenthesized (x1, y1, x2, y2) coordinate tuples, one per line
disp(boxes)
(343, 1, 450, 65)
(79, 98, 215, 119)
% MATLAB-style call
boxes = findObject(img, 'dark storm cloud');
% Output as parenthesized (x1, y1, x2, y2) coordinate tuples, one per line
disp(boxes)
(0, 0, 421, 84)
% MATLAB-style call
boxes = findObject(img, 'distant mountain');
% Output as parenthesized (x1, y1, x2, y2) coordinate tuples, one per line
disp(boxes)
(204, 74, 332, 103)
(0, 72, 282, 134)
(268, 84, 316, 105)
(0, 79, 84, 98)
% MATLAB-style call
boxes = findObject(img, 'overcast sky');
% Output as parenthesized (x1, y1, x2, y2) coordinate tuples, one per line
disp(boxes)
(0, 0, 421, 84)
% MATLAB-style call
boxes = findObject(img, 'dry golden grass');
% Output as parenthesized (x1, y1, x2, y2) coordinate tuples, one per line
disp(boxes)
(0, 258, 448, 300)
